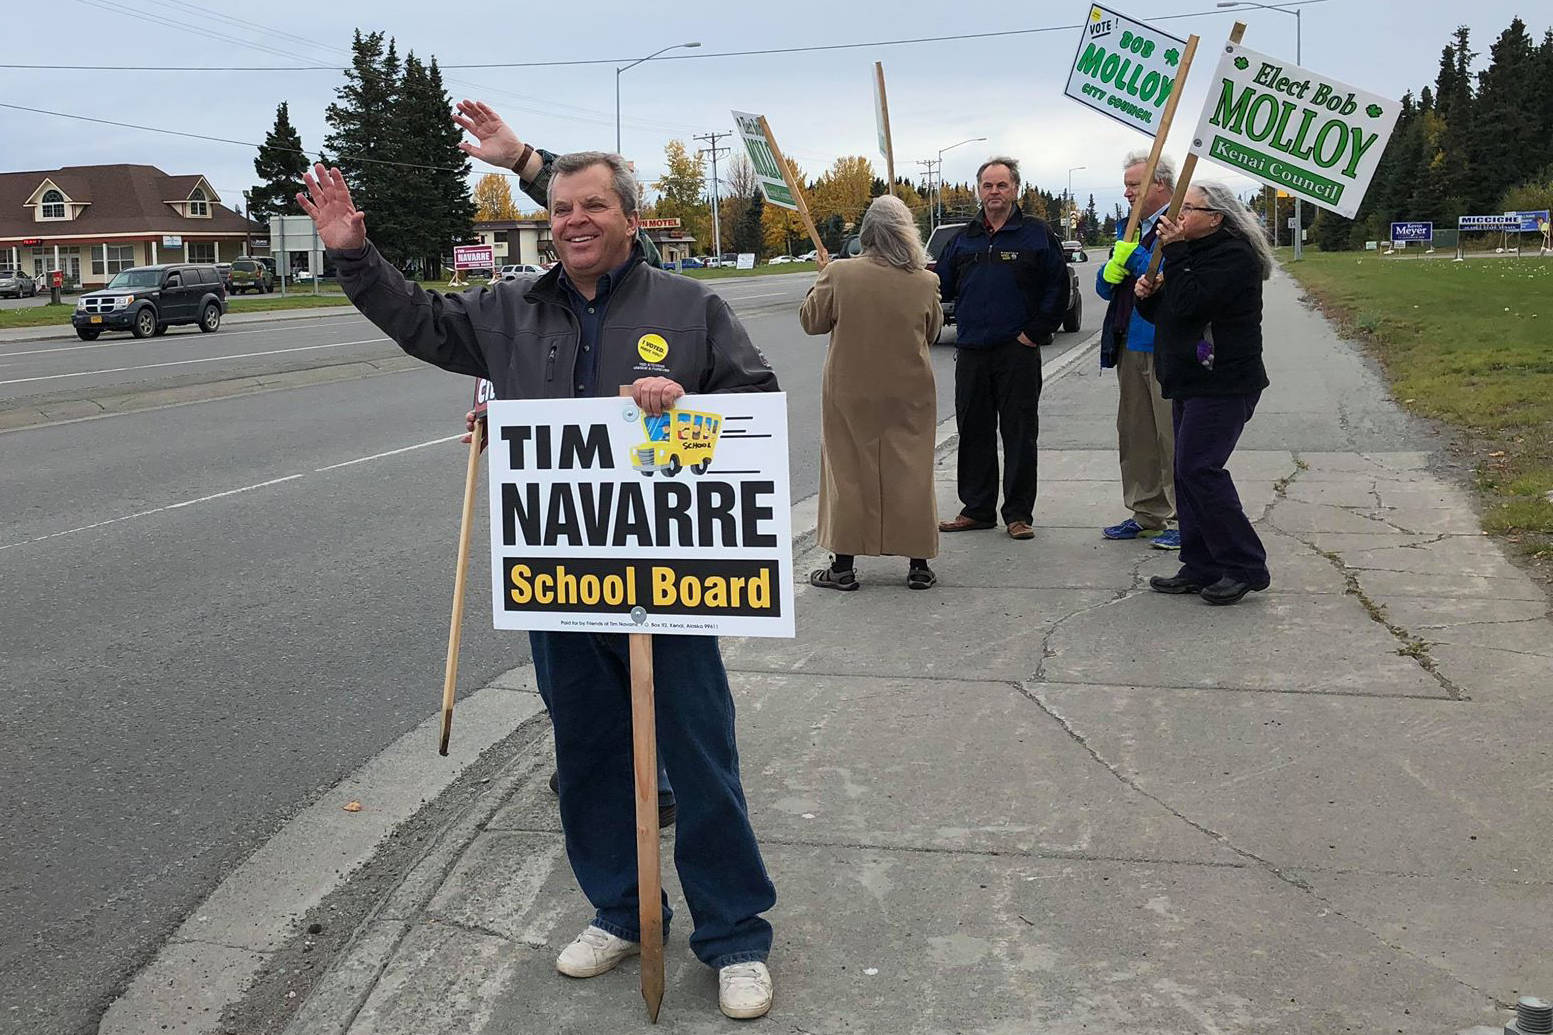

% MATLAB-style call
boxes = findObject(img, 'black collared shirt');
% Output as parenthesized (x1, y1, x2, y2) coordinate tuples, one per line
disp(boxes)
(556, 250, 639, 397)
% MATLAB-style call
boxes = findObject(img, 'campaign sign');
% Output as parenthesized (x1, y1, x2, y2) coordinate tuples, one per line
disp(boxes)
(453, 244, 494, 270)
(732, 111, 797, 211)
(1507, 210, 1550, 233)
(1459, 215, 1521, 232)
(486, 394, 794, 637)
(1065, 4, 1190, 136)
(1390, 221, 1432, 243)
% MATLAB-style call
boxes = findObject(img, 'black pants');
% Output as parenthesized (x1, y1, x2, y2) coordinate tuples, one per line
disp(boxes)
(1173, 393, 1269, 584)
(954, 341, 1043, 525)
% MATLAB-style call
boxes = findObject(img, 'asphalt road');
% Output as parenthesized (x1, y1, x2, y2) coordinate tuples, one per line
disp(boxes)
(0, 266, 1103, 1034)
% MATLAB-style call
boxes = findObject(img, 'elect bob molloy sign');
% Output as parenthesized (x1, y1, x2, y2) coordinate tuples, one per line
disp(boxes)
(1190, 43, 1400, 219)
(1065, 4, 1189, 136)
(486, 394, 794, 637)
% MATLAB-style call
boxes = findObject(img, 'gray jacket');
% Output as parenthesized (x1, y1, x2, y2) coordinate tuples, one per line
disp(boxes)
(330, 241, 779, 400)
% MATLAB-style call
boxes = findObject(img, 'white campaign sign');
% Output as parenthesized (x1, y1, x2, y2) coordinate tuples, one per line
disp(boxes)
(1188, 42, 1399, 219)
(732, 111, 797, 211)
(1064, 4, 1189, 137)
(486, 394, 794, 638)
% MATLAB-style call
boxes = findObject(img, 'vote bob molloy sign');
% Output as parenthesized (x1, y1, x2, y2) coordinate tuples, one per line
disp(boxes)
(486, 394, 794, 638)
(1065, 4, 1189, 136)
(1190, 43, 1399, 219)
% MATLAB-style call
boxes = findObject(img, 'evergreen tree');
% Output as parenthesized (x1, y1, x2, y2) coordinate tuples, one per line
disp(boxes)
(397, 54, 474, 278)
(1313, 208, 1353, 251)
(819, 213, 847, 253)
(325, 31, 406, 261)
(733, 185, 764, 255)
(250, 102, 309, 223)
(1420, 26, 1477, 219)
(1082, 193, 1101, 245)
(1468, 18, 1540, 212)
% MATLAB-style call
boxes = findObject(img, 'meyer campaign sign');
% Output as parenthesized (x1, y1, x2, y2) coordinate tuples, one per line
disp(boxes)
(1064, 4, 1189, 137)
(1189, 43, 1399, 219)
(486, 394, 794, 638)
(1390, 221, 1432, 243)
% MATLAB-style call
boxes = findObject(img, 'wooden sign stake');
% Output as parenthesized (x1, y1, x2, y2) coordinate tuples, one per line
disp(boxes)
(630, 632, 664, 1021)
(1121, 34, 1200, 245)
(875, 62, 896, 196)
(438, 419, 485, 756)
(759, 115, 830, 264)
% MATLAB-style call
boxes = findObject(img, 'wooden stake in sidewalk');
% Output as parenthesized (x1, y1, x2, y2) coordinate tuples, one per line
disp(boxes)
(438, 415, 485, 756)
(1144, 22, 1246, 279)
(758, 115, 831, 265)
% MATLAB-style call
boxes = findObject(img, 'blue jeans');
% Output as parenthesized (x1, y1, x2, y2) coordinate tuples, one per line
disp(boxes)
(530, 631, 775, 968)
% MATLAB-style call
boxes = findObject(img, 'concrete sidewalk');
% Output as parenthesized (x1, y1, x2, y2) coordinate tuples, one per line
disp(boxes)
(264, 270, 1550, 1033)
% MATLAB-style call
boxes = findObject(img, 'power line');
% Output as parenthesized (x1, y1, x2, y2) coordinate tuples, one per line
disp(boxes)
(3, 2, 1329, 72)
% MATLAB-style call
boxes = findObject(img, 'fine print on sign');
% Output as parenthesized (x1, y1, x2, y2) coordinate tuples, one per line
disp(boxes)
(1189, 43, 1399, 219)
(1065, 4, 1190, 136)
(486, 394, 794, 638)
(732, 111, 797, 211)
(1458, 215, 1521, 231)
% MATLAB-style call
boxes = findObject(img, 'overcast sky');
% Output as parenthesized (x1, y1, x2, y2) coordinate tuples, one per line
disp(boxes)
(5, 0, 1544, 224)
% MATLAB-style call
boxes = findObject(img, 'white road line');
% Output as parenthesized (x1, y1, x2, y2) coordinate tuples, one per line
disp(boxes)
(0, 317, 368, 359)
(1, 433, 460, 552)
(314, 433, 463, 472)
(0, 338, 390, 386)
(721, 291, 787, 301)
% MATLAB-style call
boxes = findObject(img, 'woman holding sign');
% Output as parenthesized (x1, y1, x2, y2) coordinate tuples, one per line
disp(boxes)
(1134, 182, 1272, 606)
(800, 194, 944, 591)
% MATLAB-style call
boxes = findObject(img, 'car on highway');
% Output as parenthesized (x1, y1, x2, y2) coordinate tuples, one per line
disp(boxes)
(924, 222, 1083, 341)
(229, 256, 274, 293)
(71, 263, 228, 340)
(0, 267, 38, 297)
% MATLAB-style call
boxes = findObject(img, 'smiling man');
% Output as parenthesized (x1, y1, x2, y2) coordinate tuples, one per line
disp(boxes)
(297, 111, 780, 1020)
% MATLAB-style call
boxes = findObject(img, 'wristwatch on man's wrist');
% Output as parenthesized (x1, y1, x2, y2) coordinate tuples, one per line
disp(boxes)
(513, 143, 535, 181)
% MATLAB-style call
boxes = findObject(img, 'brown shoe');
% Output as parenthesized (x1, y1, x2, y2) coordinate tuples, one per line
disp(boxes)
(1007, 521, 1036, 540)
(939, 514, 996, 532)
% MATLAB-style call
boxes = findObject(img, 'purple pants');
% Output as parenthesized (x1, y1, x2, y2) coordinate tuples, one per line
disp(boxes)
(1172, 393, 1269, 585)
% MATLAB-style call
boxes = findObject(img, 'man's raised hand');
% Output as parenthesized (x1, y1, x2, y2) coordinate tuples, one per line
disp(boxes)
(296, 164, 366, 252)
(453, 100, 524, 172)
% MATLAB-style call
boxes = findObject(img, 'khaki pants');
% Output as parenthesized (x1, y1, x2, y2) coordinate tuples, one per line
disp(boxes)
(1116, 346, 1175, 528)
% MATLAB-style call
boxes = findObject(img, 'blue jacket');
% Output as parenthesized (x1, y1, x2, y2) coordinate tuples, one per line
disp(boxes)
(936, 207, 1067, 347)
(1095, 211, 1163, 353)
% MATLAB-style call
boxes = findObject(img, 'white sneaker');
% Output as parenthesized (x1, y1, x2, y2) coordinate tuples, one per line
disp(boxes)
(555, 924, 640, 978)
(718, 961, 773, 1019)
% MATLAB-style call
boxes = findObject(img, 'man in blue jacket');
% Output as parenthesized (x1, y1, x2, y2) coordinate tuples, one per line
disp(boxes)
(935, 156, 1068, 540)
(1096, 152, 1178, 549)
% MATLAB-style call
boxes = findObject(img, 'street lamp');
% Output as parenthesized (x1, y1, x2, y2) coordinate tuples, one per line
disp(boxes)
(1218, 0, 1303, 258)
(616, 41, 700, 155)
(935, 136, 987, 230)
(1067, 165, 1086, 239)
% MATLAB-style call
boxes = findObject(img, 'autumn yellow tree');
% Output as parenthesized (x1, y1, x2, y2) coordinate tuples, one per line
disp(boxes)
(809, 156, 875, 229)
(761, 156, 809, 256)
(473, 173, 519, 221)
(652, 140, 711, 250)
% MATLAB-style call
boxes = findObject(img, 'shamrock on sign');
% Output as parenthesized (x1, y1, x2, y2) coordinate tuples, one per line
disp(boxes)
(1366, 103, 1384, 118)
(1165, 48, 1180, 66)
(1233, 56, 1250, 70)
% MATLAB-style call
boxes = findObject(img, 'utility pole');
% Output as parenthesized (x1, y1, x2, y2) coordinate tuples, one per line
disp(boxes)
(694, 131, 732, 258)
(917, 159, 940, 230)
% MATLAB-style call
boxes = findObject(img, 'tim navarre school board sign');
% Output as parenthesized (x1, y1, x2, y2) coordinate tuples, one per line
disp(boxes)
(1189, 42, 1399, 219)
(486, 394, 795, 638)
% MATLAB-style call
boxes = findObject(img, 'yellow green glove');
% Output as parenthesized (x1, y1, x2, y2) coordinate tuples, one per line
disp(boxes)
(1102, 239, 1140, 284)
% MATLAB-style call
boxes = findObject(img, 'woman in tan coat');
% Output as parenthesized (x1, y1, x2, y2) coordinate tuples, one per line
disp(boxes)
(799, 194, 944, 590)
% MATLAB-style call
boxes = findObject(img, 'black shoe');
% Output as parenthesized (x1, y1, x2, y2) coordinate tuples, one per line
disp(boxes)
(549, 769, 559, 794)
(906, 565, 937, 590)
(809, 566, 859, 591)
(1149, 570, 1206, 594)
(659, 800, 677, 828)
(1200, 574, 1270, 605)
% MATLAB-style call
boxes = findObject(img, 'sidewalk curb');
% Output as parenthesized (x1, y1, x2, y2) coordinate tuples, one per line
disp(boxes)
(0, 304, 359, 344)
(106, 327, 1105, 1035)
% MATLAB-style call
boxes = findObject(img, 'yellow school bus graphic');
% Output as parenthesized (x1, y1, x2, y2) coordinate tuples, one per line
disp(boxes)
(632, 409, 722, 476)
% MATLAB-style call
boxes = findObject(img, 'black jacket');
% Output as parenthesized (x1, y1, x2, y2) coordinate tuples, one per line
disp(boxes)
(330, 241, 778, 400)
(1135, 227, 1269, 399)
(935, 207, 1067, 347)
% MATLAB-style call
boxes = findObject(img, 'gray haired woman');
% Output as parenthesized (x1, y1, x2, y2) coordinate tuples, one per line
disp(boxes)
(799, 194, 944, 590)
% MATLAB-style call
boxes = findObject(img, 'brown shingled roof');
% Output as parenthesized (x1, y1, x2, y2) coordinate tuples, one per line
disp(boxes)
(0, 164, 257, 241)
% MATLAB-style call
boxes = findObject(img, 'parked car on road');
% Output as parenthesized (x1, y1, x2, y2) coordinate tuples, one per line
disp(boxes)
(499, 263, 546, 280)
(215, 263, 234, 294)
(767, 255, 794, 265)
(830, 235, 862, 260)
(72, 264, 227, 340)
(923, 222, 1082, 339)
(0, 268, 38, 298)
(229, 256, 274, 293)
(798, 250, 817, 262)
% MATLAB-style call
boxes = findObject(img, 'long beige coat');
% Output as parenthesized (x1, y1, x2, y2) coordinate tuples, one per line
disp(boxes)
(799, 256, 944, 559)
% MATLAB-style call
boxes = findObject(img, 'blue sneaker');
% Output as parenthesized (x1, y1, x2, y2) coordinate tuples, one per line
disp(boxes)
(1102, 518, 1151, 540)
(1151, 529, 1182, 550)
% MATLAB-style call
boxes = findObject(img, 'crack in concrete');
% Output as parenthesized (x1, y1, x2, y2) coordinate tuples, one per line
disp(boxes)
(1033, 583, 1140, 683)
(1019, 683, 1505, 1010)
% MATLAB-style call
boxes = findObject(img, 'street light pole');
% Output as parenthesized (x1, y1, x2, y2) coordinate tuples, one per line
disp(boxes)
(1218, 0, 1304, 258)
(935, 136, 987, 230)
(1067, 165, 1085, 240)
(615, 41, 700, 155)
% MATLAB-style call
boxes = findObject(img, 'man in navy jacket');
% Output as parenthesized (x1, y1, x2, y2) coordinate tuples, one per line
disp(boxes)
(935, 157, 1068, 540)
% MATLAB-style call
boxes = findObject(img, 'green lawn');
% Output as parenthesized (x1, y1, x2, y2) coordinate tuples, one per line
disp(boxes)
(678, 262, 817, 280)
(1280, 248, 1553, 566)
